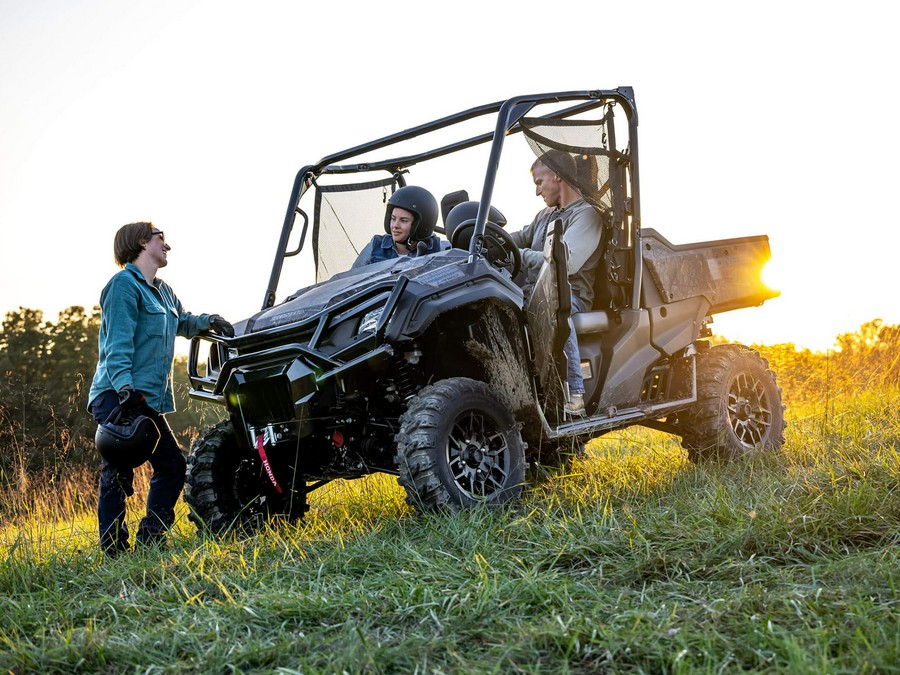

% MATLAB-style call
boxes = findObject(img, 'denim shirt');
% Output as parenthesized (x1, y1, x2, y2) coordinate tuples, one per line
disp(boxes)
(88, 263, 210, 413)
(351, 234, 443, 268)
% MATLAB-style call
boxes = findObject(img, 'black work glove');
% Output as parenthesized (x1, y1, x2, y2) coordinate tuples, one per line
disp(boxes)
(117, 385, 145, 412)
(208, 314, 235, 338)
(116, 469, 136, 497)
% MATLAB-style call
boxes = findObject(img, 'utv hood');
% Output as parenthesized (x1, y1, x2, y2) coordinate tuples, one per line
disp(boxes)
(246, 249, 471, 332)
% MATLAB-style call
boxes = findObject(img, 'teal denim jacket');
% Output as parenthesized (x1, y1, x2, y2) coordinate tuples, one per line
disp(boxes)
(88, 263, 211, 413)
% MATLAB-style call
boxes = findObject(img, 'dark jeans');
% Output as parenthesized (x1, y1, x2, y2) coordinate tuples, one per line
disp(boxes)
(89, 390, 186, 556)
(565, 295, 587, 395)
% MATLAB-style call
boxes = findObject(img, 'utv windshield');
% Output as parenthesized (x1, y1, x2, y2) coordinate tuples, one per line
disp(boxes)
(312, 176, 400, 281)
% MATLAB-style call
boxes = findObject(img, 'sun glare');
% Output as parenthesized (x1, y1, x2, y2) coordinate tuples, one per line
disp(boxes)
(760, 257, 784, 295)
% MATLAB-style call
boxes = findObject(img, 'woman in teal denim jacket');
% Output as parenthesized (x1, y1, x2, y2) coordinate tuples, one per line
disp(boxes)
(88, 222, 233, 557)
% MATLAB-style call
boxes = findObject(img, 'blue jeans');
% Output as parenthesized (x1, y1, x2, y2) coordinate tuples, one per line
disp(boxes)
(565, 295, 587, 395)
(89, 390, 186, 556)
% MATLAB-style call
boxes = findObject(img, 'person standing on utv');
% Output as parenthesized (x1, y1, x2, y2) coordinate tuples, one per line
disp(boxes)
(510, 151, 603, 415)
(87, 222, 234, 557)
(352, 185, 442, 267)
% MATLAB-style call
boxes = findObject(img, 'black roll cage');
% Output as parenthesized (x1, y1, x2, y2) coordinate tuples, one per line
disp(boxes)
(262, 87, 641, 311)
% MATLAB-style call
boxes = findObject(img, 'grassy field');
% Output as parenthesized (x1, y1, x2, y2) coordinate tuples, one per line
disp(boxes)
(1, 383, 898, 672)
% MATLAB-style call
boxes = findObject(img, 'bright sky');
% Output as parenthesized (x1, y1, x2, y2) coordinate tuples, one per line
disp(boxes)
(1, 0, 897, 353)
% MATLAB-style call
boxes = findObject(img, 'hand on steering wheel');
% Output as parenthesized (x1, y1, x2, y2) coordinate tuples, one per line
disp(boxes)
(451, 222, 522, 278)
(476, 224, 522, 279)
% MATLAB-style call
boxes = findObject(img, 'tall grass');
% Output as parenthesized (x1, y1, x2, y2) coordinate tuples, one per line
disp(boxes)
(1, 357, 898, 672)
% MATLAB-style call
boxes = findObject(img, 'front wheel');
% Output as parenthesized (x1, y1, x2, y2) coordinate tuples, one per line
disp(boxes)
(395, 378, 526, 512)
(185, 420, 308, 534)
(677, 344, 786, 462)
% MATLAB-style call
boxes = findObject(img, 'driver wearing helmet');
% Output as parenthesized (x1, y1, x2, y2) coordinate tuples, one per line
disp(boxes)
(352, 185, 443, 267)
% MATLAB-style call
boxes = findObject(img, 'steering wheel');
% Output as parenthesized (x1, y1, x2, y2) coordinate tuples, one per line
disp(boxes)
(451, 222, 522, 278)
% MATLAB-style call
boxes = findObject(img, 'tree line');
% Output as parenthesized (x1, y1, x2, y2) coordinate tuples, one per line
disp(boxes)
(0, 306, 220, 484)
(1, 306, 897, 484)
(754, 319, 900, 405)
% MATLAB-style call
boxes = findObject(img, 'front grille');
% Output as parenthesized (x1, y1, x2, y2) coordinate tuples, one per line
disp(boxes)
(232, 376, 295, 426)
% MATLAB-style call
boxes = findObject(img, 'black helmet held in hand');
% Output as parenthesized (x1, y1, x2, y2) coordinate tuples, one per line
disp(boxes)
(95, 407, 160, 469)
(383, 185, 439, 243)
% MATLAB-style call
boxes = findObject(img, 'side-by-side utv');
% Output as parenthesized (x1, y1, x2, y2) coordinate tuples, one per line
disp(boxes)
(184, 87, 785, 531)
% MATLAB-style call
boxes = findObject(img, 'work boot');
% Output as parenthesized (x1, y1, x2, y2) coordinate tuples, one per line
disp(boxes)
(565, 392, 586, 416)
(135, 520, 167, 551)
(102, 543, 131, 559)
(135, 530, 166, 548)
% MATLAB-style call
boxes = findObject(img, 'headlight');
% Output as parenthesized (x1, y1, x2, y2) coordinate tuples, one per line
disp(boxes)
(358, 307, 384, 335)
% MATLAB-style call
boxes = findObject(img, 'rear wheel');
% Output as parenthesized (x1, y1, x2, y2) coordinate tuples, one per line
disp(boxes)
(677, 344, 786, 462)
(185, 420, 308, 534)
(395, 378, 526, 512)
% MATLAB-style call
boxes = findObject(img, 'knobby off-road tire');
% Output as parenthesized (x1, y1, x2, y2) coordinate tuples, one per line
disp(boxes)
(184, 420, 308, 534)
(678, 344, 786, 462)
(184, 421, 243, 533)
(395, 377, 527, 512)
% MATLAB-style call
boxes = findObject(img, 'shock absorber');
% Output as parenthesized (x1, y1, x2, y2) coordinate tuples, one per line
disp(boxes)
(395, 349, 423, 400)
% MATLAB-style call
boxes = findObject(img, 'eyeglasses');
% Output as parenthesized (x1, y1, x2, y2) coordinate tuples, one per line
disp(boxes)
(150, 231, 166, 242)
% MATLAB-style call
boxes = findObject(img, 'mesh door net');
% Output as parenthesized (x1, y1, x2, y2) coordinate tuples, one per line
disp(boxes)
(520, 105, 626, 218)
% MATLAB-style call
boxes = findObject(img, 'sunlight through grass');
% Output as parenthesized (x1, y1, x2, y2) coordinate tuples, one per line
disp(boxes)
(1, 372, 898, 671)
